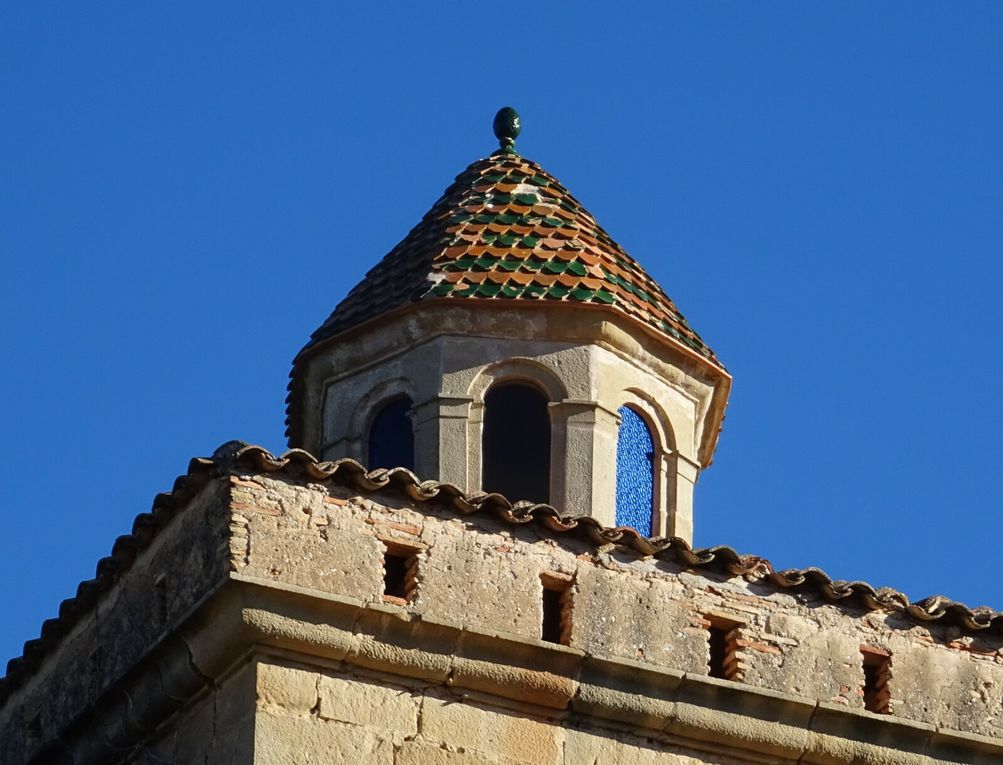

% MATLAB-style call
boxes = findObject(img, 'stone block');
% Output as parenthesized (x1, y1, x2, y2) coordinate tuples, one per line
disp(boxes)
(254, 712, 393, 765)
(572, 565, 703, 671)
(564, 726, 727, 765)
(415, 525, 543, 639)
(316, 673, 418, 737)
(256, 661, 318, 714)
(395, 741, 500, 765)
(241, 494, 385, 602)
(419, 695, 563, 765)
(450, 629, 581, 709)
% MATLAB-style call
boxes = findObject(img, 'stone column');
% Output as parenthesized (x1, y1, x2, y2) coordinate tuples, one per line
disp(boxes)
(465, 400, 485, 492)
(411, 394, 475, 489)
(664, 453, 699, 543)
(548, 400, 620, 525)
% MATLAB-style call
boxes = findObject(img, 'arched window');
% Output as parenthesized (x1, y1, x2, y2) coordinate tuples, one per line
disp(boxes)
(615, 405, 654, 535)
(367, 397, 414, 471)
(482, 383, 550, 503)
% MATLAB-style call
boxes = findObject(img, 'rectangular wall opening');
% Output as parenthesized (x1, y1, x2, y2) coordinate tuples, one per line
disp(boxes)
(87, 647, 103, 697)
(381, 542, 419, 605)
(540, 572, 573, 645)
(154, 572, 168, 626)
(25, 713, 41, 748)
(705, 615, 743, 681)
(861, 646, 892, 714)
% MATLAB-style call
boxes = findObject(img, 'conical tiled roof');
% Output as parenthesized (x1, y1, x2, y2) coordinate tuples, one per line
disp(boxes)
(303, 150, 718, 362)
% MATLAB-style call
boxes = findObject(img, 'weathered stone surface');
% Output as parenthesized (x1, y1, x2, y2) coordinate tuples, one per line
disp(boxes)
(235, 478, 385, 602)
(572, 562, 705, 671)
(564, 725, 747, 765)
(6, 471, 1003, 764)
(420, 695, 564, 765)
(316, 672, 418, 737)
(395, 741, 501, 765)
(254, 712, 393, 764)
(257, 661, 318, 714)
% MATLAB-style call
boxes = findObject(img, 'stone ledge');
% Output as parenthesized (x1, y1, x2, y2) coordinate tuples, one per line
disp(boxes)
(207, 576, 1003, 764)
(19, 572, 1003, 764)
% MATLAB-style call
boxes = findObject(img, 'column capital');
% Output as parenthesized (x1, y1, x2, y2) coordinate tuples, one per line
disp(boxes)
(411, 395, 474, 424)
(549, 399, 620, 423)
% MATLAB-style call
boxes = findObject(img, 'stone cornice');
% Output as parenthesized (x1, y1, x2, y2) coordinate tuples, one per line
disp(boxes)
(42, 577, 1002, 764)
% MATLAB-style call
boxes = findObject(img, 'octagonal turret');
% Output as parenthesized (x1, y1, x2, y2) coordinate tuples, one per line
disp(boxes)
(287, 110, 730, 541)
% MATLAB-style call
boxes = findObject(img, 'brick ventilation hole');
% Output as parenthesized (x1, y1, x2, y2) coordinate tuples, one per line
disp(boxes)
(87, 647, 103, 697)
(381, 542, 419, 605)
(540, 572, 573, 645)
(861, 646, 892, 714)
(154, 572, 168, 626)
(705, 616, 743, 681)
(25, 713, 41, 748)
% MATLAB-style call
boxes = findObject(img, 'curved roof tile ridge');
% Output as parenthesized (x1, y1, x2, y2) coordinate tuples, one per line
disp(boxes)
(3, 442, 1001, 707)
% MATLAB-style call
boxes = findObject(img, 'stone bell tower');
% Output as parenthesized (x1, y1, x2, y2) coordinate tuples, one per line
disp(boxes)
(286, 108, 730, 541)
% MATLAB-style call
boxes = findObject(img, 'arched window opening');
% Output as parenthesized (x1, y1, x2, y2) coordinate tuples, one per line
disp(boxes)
(367, 397, 414, 471)
(615, 405, 655, 535)
(482, 383, 551, 503)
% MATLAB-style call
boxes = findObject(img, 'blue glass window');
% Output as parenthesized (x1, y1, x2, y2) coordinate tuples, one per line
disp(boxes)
(368, 397, 414, 471)
(615, 406, 654, 535)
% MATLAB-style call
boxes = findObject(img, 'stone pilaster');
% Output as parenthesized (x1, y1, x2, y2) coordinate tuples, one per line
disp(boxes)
(411, 394, 474, 489)
(549, 400, 620, 525)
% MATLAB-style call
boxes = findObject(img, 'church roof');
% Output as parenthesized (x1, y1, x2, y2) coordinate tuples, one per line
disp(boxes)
(301, 126, 717, 363)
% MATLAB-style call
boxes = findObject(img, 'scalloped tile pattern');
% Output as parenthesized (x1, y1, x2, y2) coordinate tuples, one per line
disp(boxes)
(305, 151, 717, 361)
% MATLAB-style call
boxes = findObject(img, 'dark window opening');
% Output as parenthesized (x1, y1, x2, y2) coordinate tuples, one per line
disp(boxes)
(482, 383, 551, 503)
(368, 397, 414, 471)
(382, 543, 419, 604)
(541, 573, 572, 645)
(706, 616, 742, 681)
(861, 647, 892, 714)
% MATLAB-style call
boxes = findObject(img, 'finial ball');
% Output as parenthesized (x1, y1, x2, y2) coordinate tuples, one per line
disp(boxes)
(493, 107, 521, 150)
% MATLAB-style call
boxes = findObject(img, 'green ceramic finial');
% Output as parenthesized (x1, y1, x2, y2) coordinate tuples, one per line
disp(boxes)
(493, 107, 521, 153)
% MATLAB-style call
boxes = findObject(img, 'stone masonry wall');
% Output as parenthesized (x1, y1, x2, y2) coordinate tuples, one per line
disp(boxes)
(0, 479, 233, 764)
(231, 473, 1003, 740)
(249, 658, 750, 765)
(4, 467, 1002, 763)
(129, 659, 257, 765)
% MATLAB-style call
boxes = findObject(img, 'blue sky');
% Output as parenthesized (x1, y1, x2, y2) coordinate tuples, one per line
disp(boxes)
(2, 4, 1002, 666)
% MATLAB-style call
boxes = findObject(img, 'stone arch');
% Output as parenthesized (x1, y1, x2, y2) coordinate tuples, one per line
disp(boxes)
(366, 396, 415, 471)
(321, 377, 417, 466)
(467, 357, 568, 405)
(467, 359, 565, 504)
(348, 377, 417, 440)
(619, 388, 676, 454)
